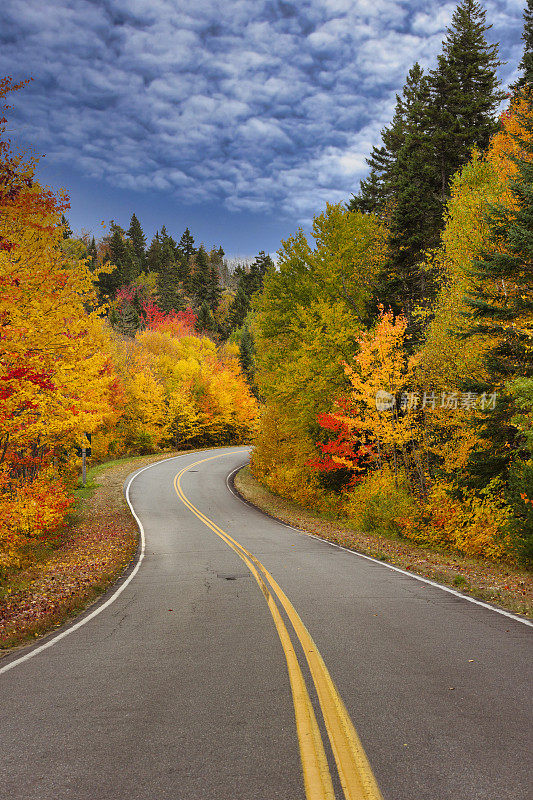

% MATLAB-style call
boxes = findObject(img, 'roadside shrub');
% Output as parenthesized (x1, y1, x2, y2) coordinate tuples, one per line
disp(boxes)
(344, 468, 421, 537)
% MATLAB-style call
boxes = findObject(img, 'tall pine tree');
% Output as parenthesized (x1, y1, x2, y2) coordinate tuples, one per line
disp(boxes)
(86, 236, 98, 271)
(428, 0, 504, 203)
(127, 213, 147, 272)
(97, 222, 139, 299)
(511, 0, 533, 94)
(353, 0, 504, 319)
(156, 234, 185, 313)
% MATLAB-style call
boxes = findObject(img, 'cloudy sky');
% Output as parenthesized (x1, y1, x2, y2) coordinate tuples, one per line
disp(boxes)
(0, 0, 525, 256)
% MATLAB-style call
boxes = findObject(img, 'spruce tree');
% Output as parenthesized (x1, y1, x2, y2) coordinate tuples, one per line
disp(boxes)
(177, 227, 196, 264)
(239, 323, 255, 385)
(206, 261, 221, 312)
(428, 0, 504, 202)
(247, 250, 273, 294)
(60, 214, 72, 239)
(97, 222, 139, 299)
(156, 236, 185, 313)
(86, 236, 98, 271)
(127, 213, 147, 271)
(196, 300, 217, 334)
(190, 245, 211, 308)
(349, 63, 426, 216)
(225, 251, 273, 335)
(228, 284, 249, 330)
(146, 231, 163, 273)
(355, 2, 504, 318)
(511, 0, 533, 94)
(377, 65, 439, 316)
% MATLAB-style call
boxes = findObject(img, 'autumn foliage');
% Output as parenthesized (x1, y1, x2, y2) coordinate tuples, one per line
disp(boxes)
(0, 79, 257, 575)
(252, 92, 533, 564)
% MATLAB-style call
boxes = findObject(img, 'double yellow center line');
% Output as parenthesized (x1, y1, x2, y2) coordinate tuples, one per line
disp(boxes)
(174, 454, 383, 800)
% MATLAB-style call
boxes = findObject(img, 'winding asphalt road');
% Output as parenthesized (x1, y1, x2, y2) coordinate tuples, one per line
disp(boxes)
(0, 447, 531, 799)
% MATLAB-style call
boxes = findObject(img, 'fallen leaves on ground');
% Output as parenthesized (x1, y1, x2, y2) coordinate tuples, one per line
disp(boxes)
(0, 452, 180, 652)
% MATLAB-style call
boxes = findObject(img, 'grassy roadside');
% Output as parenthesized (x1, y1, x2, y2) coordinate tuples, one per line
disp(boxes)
(234, 465, 533, 619)
(0, 451, 183, 654)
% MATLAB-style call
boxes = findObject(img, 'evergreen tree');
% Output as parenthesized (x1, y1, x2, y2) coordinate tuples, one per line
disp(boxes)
(247, 250, 273, 294)
(349, 65, 425, 217)
(60, 214, 72, 239)
(97, 222, 139, 299)
(511, 0, 533, 94)
(377, 65, 439, 316)
(147, 231, 163, 273)
(228, 283, 249, 330)
(428, 0, 504, 203)
(156, 235, 185, 313)
(354, 2, 503, 318)
(109, 300, 142, 337)
(349, 168, 386, 215)
(239, 323, 255, 386)
(127, 213, 147, 271)
(177, 227, 196, 264)
(206, 261, 221, 312)
(176, 228, 196, 291)
(190, 245, 211, 308)
(86, 236, 98, 271)
(196, 300, 217, 334)
(226, 251, 273, 334)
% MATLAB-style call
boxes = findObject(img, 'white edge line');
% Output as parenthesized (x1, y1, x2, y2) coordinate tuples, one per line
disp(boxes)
(0, 452, 197, 677)
(225, 465, 533, 629)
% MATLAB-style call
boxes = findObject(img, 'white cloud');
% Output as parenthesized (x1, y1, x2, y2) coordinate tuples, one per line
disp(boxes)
(0, 0, 524, 223)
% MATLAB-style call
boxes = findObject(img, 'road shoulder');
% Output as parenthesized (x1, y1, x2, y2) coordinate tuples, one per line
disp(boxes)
(233, 465, 533, 620)
(0, 451, 183, 655)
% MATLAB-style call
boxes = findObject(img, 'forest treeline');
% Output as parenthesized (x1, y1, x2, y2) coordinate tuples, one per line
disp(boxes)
(0, 79, 264, 574)
(250, 0, 533, 563)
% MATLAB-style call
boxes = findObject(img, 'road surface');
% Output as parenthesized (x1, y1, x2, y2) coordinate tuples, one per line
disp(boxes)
(0, 447, 531, 799)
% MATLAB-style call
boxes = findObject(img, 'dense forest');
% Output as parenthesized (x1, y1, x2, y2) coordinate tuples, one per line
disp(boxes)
(0, 0, 531, 577)
(251, 0, 533, 564)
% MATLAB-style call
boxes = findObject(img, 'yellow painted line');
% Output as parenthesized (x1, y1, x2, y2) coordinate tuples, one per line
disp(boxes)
(174, 456, 335, 800)
(174, 454, 384, 800)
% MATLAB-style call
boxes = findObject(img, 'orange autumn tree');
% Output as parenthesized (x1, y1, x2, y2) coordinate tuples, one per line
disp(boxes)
(314, 308, 422, 490)
(0, 77, 115, 571)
